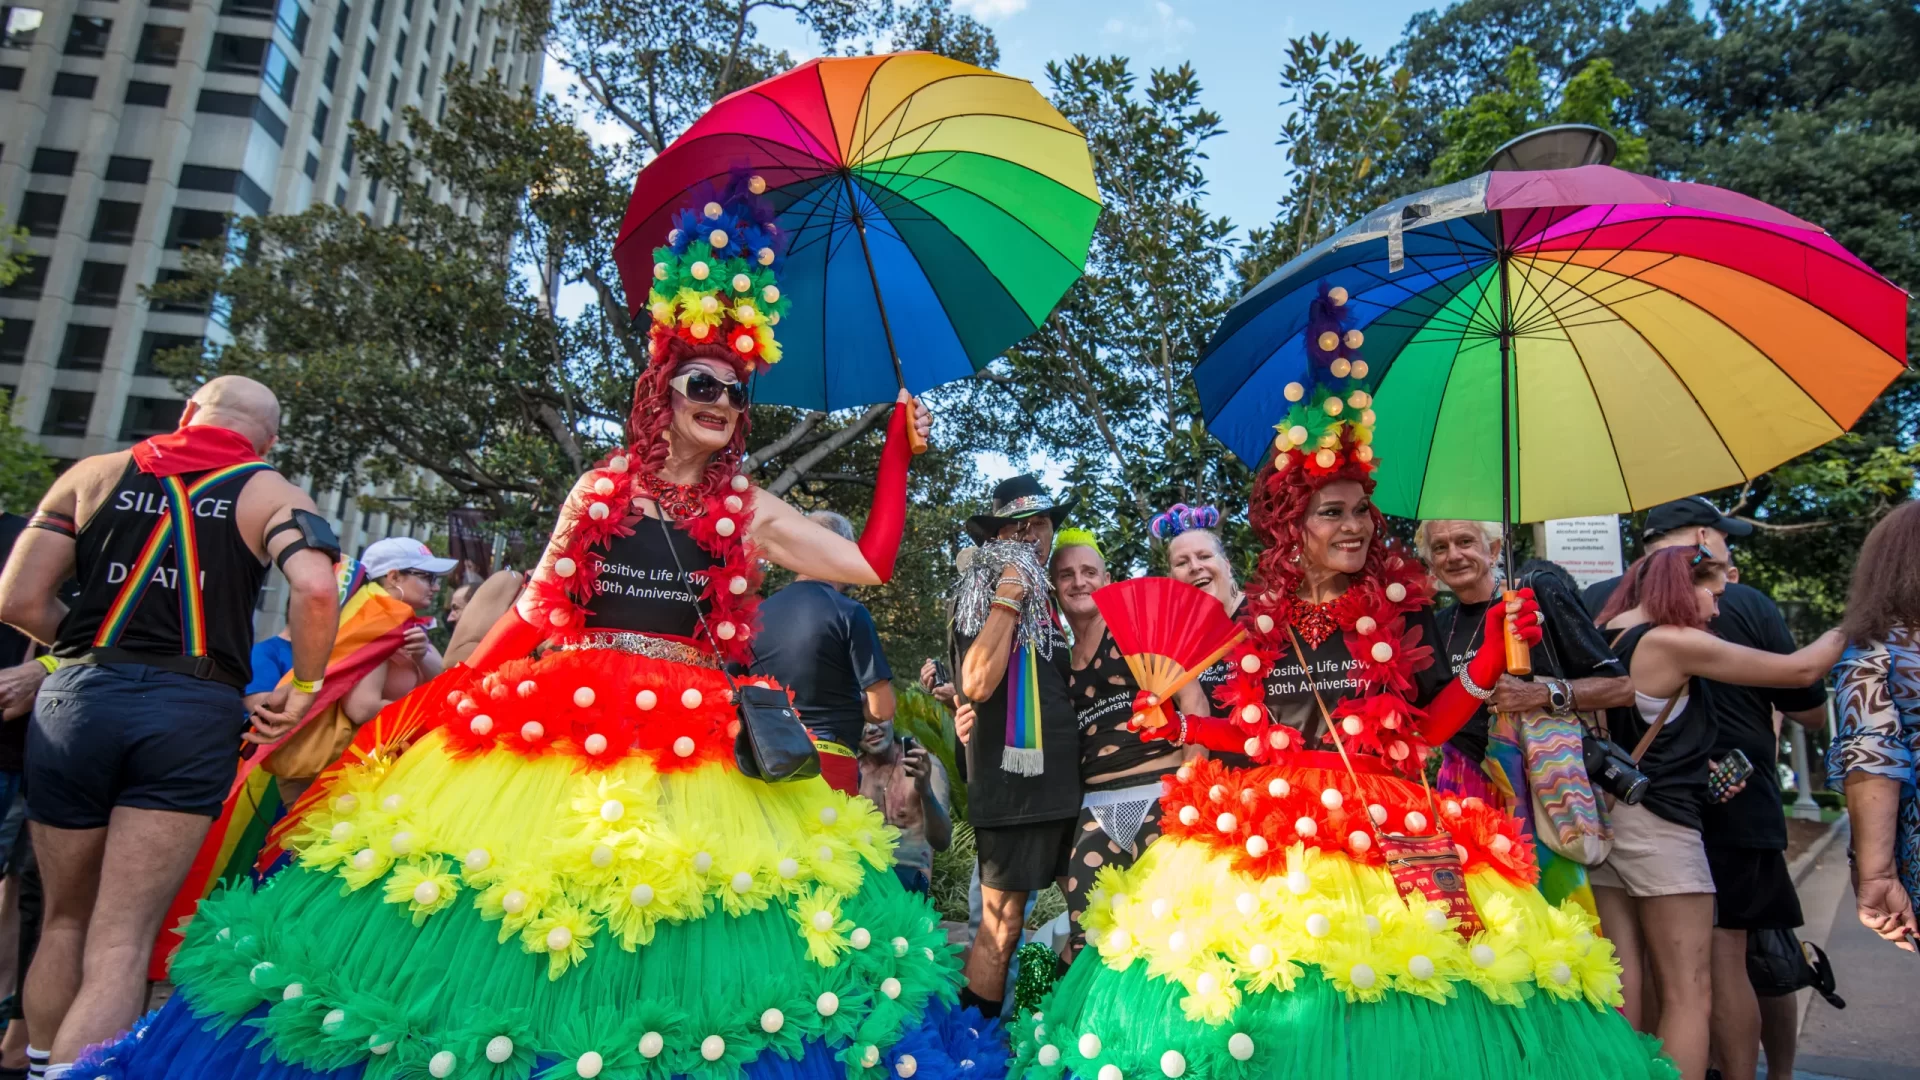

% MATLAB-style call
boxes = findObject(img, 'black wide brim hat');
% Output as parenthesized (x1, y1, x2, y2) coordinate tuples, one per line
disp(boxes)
(963, 474, 1079, 544)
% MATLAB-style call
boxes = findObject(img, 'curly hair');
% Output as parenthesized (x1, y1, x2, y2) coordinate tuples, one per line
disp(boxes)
(1246, 428, 1388, 616)
(1843, 501, 1920, 645)
(622, 334, 750, 492)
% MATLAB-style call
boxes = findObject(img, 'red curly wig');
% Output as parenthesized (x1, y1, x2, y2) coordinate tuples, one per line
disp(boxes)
(623, 333, 751, 494)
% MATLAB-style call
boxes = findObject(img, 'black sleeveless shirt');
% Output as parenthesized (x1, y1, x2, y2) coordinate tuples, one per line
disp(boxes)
(54, 459, 272, 684)
(1605, 623, 1716, 830)
(1070, 628, 1181, 787)
(581, 516, 717, 639)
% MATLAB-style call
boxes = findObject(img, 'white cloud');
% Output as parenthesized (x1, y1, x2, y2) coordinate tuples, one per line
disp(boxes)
(951, 0, 1029, 19)
(1100, 0, 1194, 44)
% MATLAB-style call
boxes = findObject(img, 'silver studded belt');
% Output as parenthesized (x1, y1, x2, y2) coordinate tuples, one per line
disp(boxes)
(559, 631, 720, 668)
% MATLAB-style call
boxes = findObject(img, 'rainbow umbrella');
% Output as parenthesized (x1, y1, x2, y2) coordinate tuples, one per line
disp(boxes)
(1196, 166, 1908, 530)
(617, 52, 1101, 411)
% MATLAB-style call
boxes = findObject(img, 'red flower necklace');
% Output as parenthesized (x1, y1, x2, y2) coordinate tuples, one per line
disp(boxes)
(522, 450, 765, 666)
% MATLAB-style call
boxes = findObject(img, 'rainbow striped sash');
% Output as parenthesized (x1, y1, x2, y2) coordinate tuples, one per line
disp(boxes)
(93, 461, 272, 655)
(1000, 636, 1045, 775)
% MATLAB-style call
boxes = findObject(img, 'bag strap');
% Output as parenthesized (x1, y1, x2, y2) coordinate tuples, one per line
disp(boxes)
(654, 514, 744, 697)
(1629, 689, 1680, 764)
(1286, 628, 1425, 847)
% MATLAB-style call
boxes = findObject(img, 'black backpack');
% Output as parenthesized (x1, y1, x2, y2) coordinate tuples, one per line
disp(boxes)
(1747, 927, 1844, 1007)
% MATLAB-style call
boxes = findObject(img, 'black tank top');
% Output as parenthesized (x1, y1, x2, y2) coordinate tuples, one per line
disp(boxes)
(1070, 629, 1181, 787)
(54, 459, 272, 684)
(582, 516, 717, 639)
(1606, 623, 1716, 831)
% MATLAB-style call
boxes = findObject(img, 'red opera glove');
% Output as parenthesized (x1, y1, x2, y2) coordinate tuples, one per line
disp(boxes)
(1125, 689, 1175, 732)
(465, 606, 545, 672)
(1139, 712, 1247, 753)
(855, 400, 913, 583)
(1420, 588, 1542, 744)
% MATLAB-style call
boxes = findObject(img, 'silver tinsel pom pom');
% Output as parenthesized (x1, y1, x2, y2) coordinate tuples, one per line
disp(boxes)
(952, 539, 1054, 658)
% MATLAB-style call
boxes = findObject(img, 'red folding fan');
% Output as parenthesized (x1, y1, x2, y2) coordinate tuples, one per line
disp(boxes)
(1092, 578, 1246, 730)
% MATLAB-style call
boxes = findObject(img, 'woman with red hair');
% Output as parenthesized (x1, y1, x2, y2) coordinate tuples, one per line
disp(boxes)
(1593, 546, 1843, 1079)
(79, 176, 1010, 1080)
(1009, 286, 1672, 1078)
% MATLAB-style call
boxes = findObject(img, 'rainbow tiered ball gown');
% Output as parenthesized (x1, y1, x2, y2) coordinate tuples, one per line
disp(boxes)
(87, 645, 1003, 1080)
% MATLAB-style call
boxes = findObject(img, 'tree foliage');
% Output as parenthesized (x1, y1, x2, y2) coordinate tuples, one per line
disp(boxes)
(1429, 46, 1647, 182)
(0, 390, 55, 515)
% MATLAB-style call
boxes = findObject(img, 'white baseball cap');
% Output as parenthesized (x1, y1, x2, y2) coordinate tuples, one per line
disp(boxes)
(361, 537, 460, 579)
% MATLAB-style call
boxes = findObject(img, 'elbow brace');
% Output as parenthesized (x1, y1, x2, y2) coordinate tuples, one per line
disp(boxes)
(855, 401, 913, 584)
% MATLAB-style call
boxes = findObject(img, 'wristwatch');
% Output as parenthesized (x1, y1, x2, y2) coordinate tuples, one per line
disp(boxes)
(1546, 679, 1572, 714)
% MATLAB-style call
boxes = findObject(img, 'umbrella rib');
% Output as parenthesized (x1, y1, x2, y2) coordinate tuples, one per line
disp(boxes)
(1515, 261, 1750, 473)
(1526, 269, 1637, 511)
(1510, 252, 1680, 336)
(850, 71, 1063, 161)
(1511, 207, 1666, 328)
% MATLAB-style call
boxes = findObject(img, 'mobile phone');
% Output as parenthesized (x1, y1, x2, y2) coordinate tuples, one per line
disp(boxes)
(900, 735, 918, 756)
(927, 659, 951, 686)
(1708, 749, 1754, 802)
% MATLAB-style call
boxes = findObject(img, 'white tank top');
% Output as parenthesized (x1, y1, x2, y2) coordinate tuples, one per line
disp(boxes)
(1634, 689, 1688, 727)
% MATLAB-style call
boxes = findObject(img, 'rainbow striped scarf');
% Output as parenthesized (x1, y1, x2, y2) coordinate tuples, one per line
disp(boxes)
(1001, 635, 1045, 775)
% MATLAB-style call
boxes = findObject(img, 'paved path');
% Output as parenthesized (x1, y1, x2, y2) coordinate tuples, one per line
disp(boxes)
(1766, 821, 1920, 1080)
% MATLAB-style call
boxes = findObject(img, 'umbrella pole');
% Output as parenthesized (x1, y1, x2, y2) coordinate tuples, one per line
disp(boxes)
(841, 171, 927, 454)
(1496, 249, 1532, 676)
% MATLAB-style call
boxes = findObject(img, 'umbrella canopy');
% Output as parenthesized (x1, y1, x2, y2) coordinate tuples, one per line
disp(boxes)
(618, 52, 1102, 411)
(1196, 166, 1909, 523)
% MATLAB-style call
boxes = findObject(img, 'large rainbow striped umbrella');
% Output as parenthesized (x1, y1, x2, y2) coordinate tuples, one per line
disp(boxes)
(1197, 166, 1909, 524)
(617, 52, 1101, 411)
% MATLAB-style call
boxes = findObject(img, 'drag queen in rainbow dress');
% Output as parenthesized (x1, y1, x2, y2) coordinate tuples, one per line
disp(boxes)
(83, 177, 1004, 1080)
(1007, 287, 1675, 1079)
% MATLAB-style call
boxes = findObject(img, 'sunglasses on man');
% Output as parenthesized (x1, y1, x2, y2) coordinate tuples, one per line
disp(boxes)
(670, 371, 749, 411)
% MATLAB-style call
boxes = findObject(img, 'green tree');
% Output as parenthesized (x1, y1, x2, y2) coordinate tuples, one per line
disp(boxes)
(1429, 45, 1648, 183)
(964, 57, 1249, 573)
(1241, 35, 1410, 283)
(0, 390, 55, 514)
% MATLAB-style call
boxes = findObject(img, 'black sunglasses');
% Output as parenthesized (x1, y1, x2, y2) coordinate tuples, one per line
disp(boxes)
(670, 371, 748, 410)
(398, 568, 442, 585)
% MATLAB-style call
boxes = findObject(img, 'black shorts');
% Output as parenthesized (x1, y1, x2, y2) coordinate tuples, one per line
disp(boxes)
(26, 663, 248, 830)
(975, 818, 1075, 893)
(1707, 846, 1805, 930)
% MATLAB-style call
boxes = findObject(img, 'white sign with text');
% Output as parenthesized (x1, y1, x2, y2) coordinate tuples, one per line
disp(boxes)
(1541, 515, 1625, 590)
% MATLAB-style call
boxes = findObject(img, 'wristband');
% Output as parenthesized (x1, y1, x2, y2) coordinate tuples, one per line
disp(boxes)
(990, 596, 1022, 616)
(35, 655, 58, 674)
(291, 674, 324, 694)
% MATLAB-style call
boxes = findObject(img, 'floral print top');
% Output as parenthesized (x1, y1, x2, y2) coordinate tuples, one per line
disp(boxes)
(1829, 627, 1920, 909)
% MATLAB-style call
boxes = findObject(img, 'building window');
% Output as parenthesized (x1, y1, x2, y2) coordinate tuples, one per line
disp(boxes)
(208, 32, 268, 74)
(18, 190, 63, 236)
(136, 332, 202, 376)
(449, 12, 458, 43)
(135, 22, 182, 64)
(0, 66, 20, 90)
(311, 100, 329, 139)
(29, 147, 75, 174)
(423, 21, 433, 50)
(262, 40, 297, 102)
(221, 0, 274, 17)
(384, 72, 396, 107)
(166, 207, 228, 248)
(50, 72, 94, 97)
(105, 155, 151, 183)
(90, 199, 140, 244)
(360, 38, 374, 75)
(74, 261, 126, 306)
(150, 0, 189, 10)
(414, 62, 425, 95)
(322, 48, 338, 89)
(0, 319, 31, 364)
(63, 14, 109, 56)
(332, 0, 349, 38)
(369, 0, 383, 29)
(1, 6, 41, 49)
(0, 255, 48, 297)
(58, 324, 111, 370)
(120, 395, 182, 440)
(41, 389, 93, 437)
(394, 29, 405, 59)
(352, 85, 365, 120)
(333, 183, 346, 207)
(124, 80, 169, 106)
(274, 0, 308, 50)
(148, 268, 209, 313)
(304, 151, 318, 179)
(401, 0, 411, 20)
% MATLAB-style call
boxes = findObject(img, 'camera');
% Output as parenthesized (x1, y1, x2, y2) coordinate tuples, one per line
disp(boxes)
(1583, 732, 1650, 805)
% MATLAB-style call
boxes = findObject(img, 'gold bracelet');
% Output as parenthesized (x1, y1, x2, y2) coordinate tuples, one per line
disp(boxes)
(290, 674, 324, 694)
(35, 655, 58, 674)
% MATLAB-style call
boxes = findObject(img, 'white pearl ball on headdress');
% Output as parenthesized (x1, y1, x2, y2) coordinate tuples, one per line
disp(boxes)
(1284, 381, 1305, 402)
(734, 333, 756, 353)
(690, 261, 710, 280)
(710, 229, 729, 249)
(1385, 582, 1407, 602)
(701, 295, 720, 314)
(668, 229, 683, 245)
(1317, 331, 1340, 352)
(758, 247, 775, 265)
(761, 285, 779, 303)
(748, 175, 767, 194)
(1288, 425, 1309, 446)
(690, 323, 711, 339)
(1344, 329, 1364, 349)
(1314, 449, 1337, 468)
(732, 273, 751, 293)
(1352, 360, 1370, 379)
(735, 304, 756, 323)
(653, 262, 668, 280)
(704, 202, 723, 219)
(1328, 286, 1349, 306)
(1357, 445, 1375, 463)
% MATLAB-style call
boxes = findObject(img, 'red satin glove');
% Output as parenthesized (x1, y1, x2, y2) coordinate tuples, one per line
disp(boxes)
(1420, 588, 1542, 745)
(1138, 710, 1249, 754)
(855, 400, 913, 583)
(464, 606, 545, 672)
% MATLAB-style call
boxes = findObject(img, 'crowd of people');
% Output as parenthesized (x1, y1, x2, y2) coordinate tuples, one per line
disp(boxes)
(0, 176, 1908, 1080)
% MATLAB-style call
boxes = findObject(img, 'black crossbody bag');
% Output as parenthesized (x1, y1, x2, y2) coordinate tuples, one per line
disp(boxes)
(656, 516, 820, 783)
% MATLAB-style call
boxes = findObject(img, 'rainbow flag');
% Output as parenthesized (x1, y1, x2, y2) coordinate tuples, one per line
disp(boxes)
(150, 578, 420, 980)
(1000, 637, 1044, 775)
